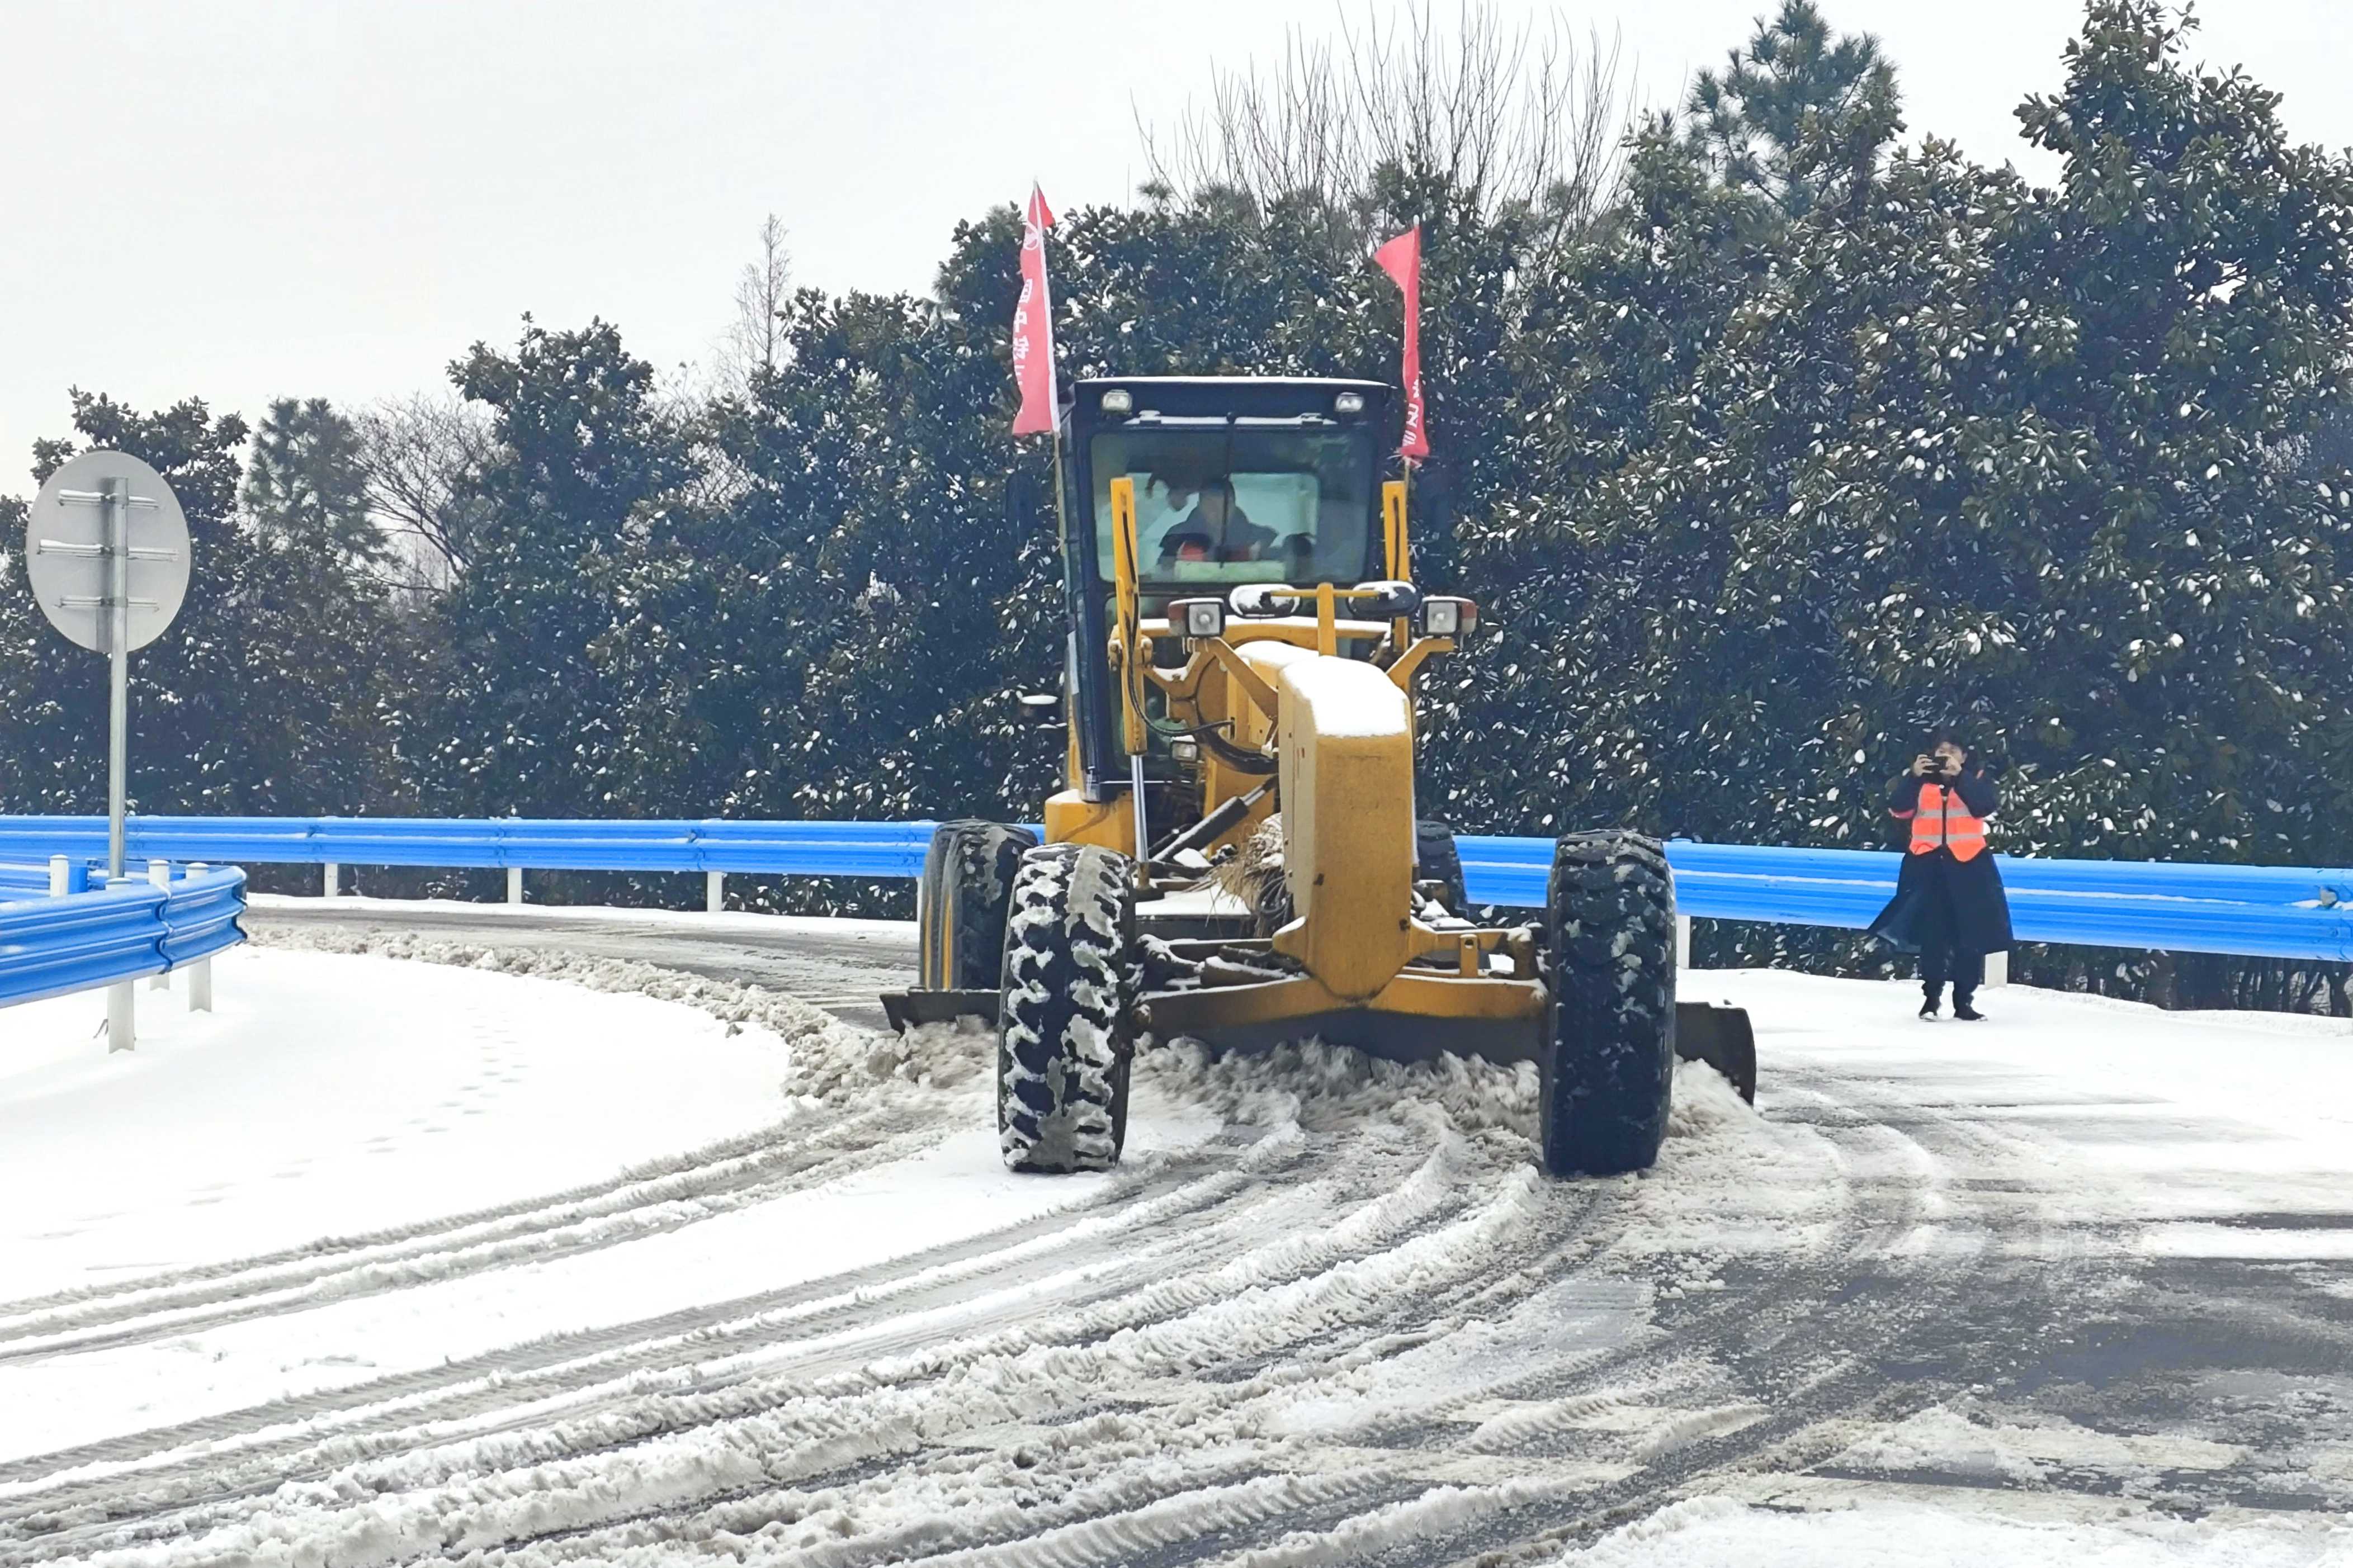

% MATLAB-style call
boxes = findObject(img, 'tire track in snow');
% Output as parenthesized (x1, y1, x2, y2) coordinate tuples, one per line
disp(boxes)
(522, 1065, 2117, 1568)
(10, 930, 2304, 1567)
(375, 1098, 1836, 1567)
(0, 1148, 1261, 1530)
(0, 1104, 1524, 1564)
(0, 1098, 949, 1365)
(11, 1028, 2012, 1568)
(22, 1089, 2059, 1568)
(249, 1127, 1549, 1567)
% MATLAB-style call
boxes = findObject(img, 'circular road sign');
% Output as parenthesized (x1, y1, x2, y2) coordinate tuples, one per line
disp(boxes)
(23, 449, 191, 653)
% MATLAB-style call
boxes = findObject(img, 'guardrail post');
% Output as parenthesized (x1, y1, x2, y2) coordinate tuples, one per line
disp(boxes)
(706, 870, 724, 913)
(147, 860, 172, 989)
(1983, 951, 2009, 988)
(105, 875, 136, 1051)
(507, 866, 524, 906)
(48, 854, 69, 896)
(1676, 915, 1693, 972)
(187, 862, 214, 1011)
(323, 861, 340, 898)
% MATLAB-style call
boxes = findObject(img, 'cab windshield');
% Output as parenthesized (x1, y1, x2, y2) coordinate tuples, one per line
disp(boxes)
(1091, 426, 1377, 588)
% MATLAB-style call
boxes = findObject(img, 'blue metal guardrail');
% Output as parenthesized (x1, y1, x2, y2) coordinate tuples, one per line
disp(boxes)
(0, 816, 2344, 964)
(1458, 839, 2353, 964)
(0, 817, 928, 879)
(0, 862, 249, 1009)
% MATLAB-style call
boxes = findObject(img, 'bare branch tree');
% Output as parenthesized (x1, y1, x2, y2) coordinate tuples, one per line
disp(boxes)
(721, 214, 793, 394)
(1140, 1, 1632, 259)
(354, 391, 495, 596)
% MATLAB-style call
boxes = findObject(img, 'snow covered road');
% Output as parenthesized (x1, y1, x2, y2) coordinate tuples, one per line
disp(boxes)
(0, 909, 2347, 1566)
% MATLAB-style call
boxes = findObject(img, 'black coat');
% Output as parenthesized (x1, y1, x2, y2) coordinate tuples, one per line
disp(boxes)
(1867, 768, 2014, 956)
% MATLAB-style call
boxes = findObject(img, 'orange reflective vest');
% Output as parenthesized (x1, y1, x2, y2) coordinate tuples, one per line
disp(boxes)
(1894, 781, 1987, 860)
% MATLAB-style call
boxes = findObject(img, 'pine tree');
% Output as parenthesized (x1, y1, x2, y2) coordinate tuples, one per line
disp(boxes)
(1684, 0, 1905, 219)
(243, 397, 384, 562)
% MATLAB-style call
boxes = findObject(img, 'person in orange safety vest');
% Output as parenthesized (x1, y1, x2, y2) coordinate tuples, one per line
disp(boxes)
(1867, 729, 2014, 1021)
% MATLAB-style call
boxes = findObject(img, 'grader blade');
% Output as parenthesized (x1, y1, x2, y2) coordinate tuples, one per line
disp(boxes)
(1674, 1001, 1757, 1103)
(879, 988, 995, 1032)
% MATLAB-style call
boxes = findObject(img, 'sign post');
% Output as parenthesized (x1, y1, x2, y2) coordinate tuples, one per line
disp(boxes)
(24, 451, 191, 1050)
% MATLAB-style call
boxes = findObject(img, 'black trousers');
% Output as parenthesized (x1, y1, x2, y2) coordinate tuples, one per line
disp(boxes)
(1914, 869, 1985, 1000)
(1920, 939, 1985, 1000)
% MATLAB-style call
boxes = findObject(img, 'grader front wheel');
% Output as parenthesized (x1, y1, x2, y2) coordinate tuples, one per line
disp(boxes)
(996, 843, 1140, 1173)
(1539, 830, 1678, 1176)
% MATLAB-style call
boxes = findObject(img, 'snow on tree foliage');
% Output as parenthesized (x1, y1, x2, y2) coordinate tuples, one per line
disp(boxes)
(0, 2, 2347, 984)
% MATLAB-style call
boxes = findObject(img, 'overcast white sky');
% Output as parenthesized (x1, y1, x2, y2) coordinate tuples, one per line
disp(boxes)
(5, 1, 2351, 492)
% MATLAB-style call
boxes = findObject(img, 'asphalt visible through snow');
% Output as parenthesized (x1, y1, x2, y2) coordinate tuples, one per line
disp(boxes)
(0, 904, 2345, 1565)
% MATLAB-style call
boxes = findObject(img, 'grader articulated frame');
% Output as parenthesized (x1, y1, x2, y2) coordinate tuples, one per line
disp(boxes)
(882, 377, 1754, 1177)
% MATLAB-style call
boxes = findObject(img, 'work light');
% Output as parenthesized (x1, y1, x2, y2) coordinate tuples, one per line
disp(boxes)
(1334, 392, 1365, 415)
(1169, 598, 1226, 639)
(1100, 389, 1133, 414)
(1419, 597, 1478, 637)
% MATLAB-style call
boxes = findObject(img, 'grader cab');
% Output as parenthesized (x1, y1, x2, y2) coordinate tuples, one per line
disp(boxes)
(882, 376, 1754, 1177)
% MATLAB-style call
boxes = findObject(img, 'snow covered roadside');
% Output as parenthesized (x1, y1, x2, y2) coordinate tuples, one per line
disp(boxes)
(0, 944, 1220, 1469)
(246, 890, 917, 945)
(0, 945, 792, 1299)
(1554, 1493, 2352, 1566)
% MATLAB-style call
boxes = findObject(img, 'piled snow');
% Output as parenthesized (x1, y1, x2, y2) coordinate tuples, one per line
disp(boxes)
(1835, 1401, 2247, 1487)
(248, 891, 918, 944)
(1142, 1034, 1539, 1144)
(261, 923, 984, 1100)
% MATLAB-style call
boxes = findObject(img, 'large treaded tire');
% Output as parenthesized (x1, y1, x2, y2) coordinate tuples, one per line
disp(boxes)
(1415, 819, 1471, 916)
(997, 842, 1140, 1173)
(917, 820, 1037, 991)
(1540, 829, 1677, 1176)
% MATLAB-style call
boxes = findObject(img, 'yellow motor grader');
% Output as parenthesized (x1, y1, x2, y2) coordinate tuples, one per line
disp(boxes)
(882, 376, 1753, 1176)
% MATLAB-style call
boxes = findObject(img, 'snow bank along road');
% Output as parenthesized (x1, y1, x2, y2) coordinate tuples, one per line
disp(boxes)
(0, 899, 2345, 1566)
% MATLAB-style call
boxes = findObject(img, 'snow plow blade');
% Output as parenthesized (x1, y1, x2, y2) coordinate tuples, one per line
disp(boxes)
(880, 988, 994, 1032)
(1675, 1001, 1757, 1103)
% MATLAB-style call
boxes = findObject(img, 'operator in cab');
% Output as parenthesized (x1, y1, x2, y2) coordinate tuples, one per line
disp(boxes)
(1157, 480, 1280, 566)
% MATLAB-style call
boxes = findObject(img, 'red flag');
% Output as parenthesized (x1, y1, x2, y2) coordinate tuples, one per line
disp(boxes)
(1371, 226, 1429, 462)
(1010, 185, 1059, 436)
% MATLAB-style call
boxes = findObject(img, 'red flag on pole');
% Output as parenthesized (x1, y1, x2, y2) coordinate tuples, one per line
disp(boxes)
(1372, 226, 1429, 462)
(1010, 185, 1059, 436)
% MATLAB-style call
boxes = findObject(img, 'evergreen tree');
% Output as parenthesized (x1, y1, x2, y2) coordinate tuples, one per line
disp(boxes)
(1444, 0, 2353, 889)
(1684, 0, 1904, 219)
(243, 397, 383, 562)
(423, 319, 700, 817)
(0, 392, 413, 818)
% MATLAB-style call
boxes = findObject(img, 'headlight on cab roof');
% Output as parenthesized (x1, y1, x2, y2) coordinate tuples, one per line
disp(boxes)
(1334, 391, 1365, 415)
(1100, 389, 1133, 414)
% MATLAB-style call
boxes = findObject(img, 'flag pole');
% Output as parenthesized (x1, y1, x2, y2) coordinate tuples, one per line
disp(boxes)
(1048, 423, 1069, 552)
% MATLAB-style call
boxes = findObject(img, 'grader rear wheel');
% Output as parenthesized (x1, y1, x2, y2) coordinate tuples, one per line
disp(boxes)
(1414, 819, 1471, 916)
(1539, 829, 1678, 1176)
(917, 820, 1036, 991)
